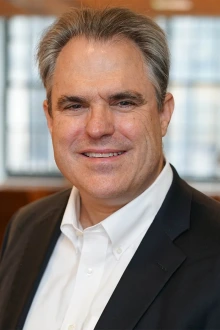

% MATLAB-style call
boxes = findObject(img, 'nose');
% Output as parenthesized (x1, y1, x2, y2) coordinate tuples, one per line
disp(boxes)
(85, 106, 115, 139)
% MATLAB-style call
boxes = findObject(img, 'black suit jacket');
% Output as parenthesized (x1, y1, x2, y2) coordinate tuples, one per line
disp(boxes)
(1, 167, 220, 330)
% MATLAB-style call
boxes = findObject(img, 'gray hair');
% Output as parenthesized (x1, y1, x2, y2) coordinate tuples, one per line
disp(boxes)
(37, 7, 170, 113)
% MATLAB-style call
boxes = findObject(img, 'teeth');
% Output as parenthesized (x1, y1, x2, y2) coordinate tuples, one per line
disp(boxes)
(84, 152, 123, 158)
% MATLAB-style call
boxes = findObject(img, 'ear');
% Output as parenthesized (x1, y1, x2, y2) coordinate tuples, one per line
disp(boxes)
(43, 100, 53, 134)
(159, 92, 174, 137)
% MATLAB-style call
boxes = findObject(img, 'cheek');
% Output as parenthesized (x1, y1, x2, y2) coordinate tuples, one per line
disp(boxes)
(118, 112, 155, 144)
(116, 114, 144, 141)
(124, 113, 162, 154)
(51, 118, 83, 146)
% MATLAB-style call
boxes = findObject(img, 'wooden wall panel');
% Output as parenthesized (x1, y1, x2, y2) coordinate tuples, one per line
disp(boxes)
(1, 0, 220, 16)
(0, 0, 28, 15)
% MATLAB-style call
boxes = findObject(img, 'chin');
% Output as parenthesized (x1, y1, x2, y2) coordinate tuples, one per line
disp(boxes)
(80, 183, 129, 202)
(87, 187, 122, 199)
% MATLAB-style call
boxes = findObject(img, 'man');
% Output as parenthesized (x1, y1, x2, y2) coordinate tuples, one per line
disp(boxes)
(0, 7, 220, 330)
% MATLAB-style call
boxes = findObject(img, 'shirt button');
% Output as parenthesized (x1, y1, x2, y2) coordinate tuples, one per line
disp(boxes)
(116, 247, 122, 254)
(86, 267, 93, 275)
(68, 325, 75, 330)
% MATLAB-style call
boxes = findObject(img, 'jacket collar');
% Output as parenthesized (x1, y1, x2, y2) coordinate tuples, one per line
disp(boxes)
(95, 167, 192, 329)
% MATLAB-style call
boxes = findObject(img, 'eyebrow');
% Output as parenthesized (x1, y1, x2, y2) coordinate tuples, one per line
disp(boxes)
(108, 91, 146, 105)
(56, 90, 147, 109)
(56, 95, 87, 110)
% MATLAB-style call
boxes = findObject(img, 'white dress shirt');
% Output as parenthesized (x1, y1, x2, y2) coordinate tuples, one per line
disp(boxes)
(23, 163, 173, 330)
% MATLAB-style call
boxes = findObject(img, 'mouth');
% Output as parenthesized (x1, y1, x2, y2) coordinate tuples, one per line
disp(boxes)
(82, 151, 125, 158)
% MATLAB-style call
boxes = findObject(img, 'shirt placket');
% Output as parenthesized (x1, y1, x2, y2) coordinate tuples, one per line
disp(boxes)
(60, 227, 109, 330)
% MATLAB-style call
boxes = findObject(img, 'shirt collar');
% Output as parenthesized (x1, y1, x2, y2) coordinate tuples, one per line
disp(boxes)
(102, 161, 173, 258)
(60, 188, 83, 247)
(61, 162, 173, 259)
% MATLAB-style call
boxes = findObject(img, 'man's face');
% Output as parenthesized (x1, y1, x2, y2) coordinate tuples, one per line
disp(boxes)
(44, 36, 174, 205)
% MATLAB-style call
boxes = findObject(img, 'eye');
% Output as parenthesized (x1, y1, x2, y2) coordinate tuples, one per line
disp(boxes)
(64, 104, 83, 110)
(117, 100, 136, 108)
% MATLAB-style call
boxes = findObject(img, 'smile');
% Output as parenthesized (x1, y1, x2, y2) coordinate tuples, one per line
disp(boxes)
(83, 152, 124, 158)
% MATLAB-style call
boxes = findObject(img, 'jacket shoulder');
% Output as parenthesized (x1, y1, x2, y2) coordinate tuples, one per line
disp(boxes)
(169, 165, 220, 246)
(17, 188, 71, 218)
(175, 180, 220, 255)
(0, 188, 71, 259)
(190, 185, 220, 236)
(10, 188, 71, 227)
(189, 184, 220, 221)
(172, 165, 220, 219)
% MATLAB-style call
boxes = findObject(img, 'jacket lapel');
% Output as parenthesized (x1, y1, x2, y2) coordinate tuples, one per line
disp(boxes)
(0, 189, 71, 330)
(95, 168, 192, 330)
(1, 168, 192, 330)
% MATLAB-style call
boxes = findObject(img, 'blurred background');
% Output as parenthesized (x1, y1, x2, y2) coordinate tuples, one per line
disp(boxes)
(0, 0, 220, 242)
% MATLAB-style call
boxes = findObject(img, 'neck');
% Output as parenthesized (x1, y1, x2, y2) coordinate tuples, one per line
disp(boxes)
(79, 195, 126, 229)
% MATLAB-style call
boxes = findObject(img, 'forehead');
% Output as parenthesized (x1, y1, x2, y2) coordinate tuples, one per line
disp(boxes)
(52, 36, 154, 98)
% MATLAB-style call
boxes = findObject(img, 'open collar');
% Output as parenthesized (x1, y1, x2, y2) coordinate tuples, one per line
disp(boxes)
(95, 167, 191, 329)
